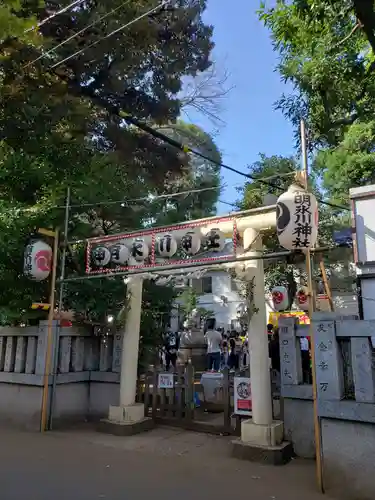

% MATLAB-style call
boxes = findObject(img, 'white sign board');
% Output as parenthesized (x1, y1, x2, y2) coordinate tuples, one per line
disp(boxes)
(158, 373, 174, 389)
(234, 377, 252, 416)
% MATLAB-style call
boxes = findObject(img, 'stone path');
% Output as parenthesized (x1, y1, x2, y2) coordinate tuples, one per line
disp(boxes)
(0, 425, 336, 500)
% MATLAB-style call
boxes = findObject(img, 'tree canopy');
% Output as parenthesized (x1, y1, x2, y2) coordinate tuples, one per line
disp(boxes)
(0, 0, 223, 329)
(258, 0, 375, 206)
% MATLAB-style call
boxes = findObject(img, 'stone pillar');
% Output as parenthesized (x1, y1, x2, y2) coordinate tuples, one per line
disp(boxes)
(232, 228, 290, 464)
(119, 277, 143, 408)
(100, 277, 153, 435)
(243, 228, 273, 426)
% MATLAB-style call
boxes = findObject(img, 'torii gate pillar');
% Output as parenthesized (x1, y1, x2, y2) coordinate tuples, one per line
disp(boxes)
(99, 277, 154, 435)
(232, 227, 292, 463)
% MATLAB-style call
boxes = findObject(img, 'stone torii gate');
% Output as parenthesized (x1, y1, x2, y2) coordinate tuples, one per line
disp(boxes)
(93, 204, 285, 457)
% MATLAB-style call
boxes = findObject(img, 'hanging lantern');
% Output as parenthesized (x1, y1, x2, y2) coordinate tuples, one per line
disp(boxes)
(296, 287, 310, 311)
(24, 239, 52, 281)
(204, 228, 225, 252)
(92, 246, 111, 267)
(131, 238, 149, 262)
(181, 231, 201, 255)
(110, 244, 130, 266)
(271, 286, 289, 311)
(158, 234, 177, 258)
(276, 184, 318, 251)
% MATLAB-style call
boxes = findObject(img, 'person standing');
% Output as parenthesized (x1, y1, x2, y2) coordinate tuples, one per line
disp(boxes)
(164, 330, 179, 371)
(204, 318, 222, 371)
(229, 331, 242, 370)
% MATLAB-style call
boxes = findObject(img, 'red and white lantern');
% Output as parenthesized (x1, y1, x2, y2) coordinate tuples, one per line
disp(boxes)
(271, 286, 288, 311)
(296, 287, 310, 311)
(24, 240, 52, 281)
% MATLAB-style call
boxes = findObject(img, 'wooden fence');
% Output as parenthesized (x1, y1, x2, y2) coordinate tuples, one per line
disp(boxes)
(136, 366, 246, 436)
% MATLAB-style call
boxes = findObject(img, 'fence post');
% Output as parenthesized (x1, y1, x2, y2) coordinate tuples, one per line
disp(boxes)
(175, 365, 183, 419)
(351, 337, 375, 403)
(184, 363, 194, 422)
(313, 317, 344, 400)
(143, 370, 151, 417)
(279, 317, 303, 386)
(151, 369, 158, 420)
(222, 367, 231, 432)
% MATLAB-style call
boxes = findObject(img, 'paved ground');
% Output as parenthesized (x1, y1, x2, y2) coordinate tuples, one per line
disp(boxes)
(0, 425, 335, 500)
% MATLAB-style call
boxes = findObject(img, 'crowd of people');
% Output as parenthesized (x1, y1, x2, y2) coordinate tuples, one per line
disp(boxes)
(160, 317, 250, 373)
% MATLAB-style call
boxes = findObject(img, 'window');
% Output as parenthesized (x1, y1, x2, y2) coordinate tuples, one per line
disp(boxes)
(202, 276, 212, 294)
(231, 276, 241, 292)
(191, 277, 212, 294)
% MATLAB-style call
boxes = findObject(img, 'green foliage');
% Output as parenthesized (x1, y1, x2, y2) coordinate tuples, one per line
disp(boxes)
(258, 0, 375, 148)
(179, 286, 213, 323)
(238, 154, 350, 304)
(237, 154, 301, 302)
(139, 281, 177, 370)
(258, 0, 375, 221)
(0, 0, 219, 328)
(314, 121, 375, 206)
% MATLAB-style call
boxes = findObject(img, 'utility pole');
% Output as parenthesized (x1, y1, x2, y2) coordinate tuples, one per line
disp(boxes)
(300, 119, 324, 493)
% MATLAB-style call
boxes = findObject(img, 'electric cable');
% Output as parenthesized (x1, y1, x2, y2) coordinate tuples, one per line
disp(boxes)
(24, 0, 133, 68)
(50, 1, 169, 69)
(23, 0, 348, 213)
(25, 0, 86, 33)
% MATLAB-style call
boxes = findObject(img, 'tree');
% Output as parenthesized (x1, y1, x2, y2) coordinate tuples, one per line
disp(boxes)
(237, 154, 351, 306)
(258, 0, 375, 148)
(179, 287, 214, 324)
(238, 154, 300, 308)
(258, 0, 375, 207)
(313, 121, 375, 206)
(0, 0, 219, 324)
(150, 120, 221, 225)
(0, 1, 38, 42)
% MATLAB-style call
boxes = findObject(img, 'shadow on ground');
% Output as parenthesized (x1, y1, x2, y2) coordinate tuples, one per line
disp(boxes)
(0, 424, 334, 500)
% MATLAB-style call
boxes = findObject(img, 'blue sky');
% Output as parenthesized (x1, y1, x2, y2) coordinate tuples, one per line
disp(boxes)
(186, 0, 296, 213)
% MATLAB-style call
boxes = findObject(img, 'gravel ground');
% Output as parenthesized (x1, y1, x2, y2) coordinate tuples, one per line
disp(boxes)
(0, 425, 335, 500)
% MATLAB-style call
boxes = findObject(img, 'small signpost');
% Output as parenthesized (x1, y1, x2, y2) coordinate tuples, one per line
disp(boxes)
(234, 377, 252, 416)
(158, 373, 174, 389)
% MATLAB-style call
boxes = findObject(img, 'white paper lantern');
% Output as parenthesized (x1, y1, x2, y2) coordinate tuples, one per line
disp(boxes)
(24, 240, 52, 281)
(296, 287, 310, 311)
(110, 244, 130, 265)
(204, 228, 225, 252)
(158, 234, 177, 258)
(181, 231, 201, 255)
(131, 238, 149, 262)
(92, 246, 111, 267)
(271, 286, 289, 311)
(276, 184, 318, 251)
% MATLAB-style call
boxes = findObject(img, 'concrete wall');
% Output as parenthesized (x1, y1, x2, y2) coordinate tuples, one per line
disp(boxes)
(0, 321, 122, 429)
(280, 313, 375, 499)
(283, 397, 315, 458)
(322, 418, 375, 500)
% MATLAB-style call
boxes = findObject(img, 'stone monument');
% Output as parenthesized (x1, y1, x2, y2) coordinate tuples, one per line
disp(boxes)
(178, 308, 207, 371)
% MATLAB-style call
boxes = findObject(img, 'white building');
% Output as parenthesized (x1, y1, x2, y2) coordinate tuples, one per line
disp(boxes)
(169, 269, 244, 332)
(168, 242, 359, 331)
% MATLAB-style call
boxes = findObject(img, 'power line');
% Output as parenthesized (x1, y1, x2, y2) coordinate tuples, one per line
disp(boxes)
(25, 0, 86, 33)
(50, 1, 168, 70)
(28, 1, 347, 213)
(56, 185, 222, 209)
(24, 0, 133, 69)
